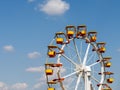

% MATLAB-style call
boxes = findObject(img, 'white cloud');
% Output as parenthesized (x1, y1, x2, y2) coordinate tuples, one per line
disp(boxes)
(28, 51, 41, 59)
(39, 0, 70, 16)
(0, 82, 29, 90)
(33, 82, 44, 89)
(26, 66, 44, 73)
(11, 83, 28, 90)
(26, 66, 46, 89)
(33, 74, 47, 89)
(3, 45, 14, 52)
(0, 82, 8, 90)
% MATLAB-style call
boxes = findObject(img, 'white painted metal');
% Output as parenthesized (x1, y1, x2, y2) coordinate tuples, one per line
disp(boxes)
(83, 43, 91, 66)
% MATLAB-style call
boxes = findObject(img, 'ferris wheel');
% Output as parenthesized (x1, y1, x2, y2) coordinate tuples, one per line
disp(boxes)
(45, 25, 114, 90)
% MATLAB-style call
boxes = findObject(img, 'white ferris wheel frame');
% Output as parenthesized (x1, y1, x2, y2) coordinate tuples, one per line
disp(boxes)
(45, 26, 113, 90)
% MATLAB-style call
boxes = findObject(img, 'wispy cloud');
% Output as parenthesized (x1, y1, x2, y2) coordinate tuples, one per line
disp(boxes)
(26, 66, 44, 73)
(3, 45, 14, 52)
(38, 0, 70, 16)
(33, 82, 45, 89)
(11, 83, 28, 90)
(28, 51, 41, 59)
(0, 82, 29, 90)
(33, 73, 47, 89)
(26, 66, 46, 89)
(0, 82, 8, 90)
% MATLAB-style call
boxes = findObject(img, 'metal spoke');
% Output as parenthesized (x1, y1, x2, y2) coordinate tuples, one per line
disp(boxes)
(63, 70, 79, 79)
(62, 54, 77, 66)
(75, 72, 82, 90)
(86, 52, 96, 65)
(73, 39, 82, 64)
(80, 40, 83, 63)
(83, 43, 91, 66)
(89, 61, 100, 67)
(49, 38, 55, 45)
(91, 76, 99, 83)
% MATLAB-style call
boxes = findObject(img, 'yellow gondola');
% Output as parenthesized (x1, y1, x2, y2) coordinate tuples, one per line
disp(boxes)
(107, 78, 114, 83)
(90, 35, 97, 42)
(55, 32, 69, 44)
(88, 31, 97, 42)
(48, 88, 55, 90)
(97, 42, 106, 53)
(99, 46, 106, 53)
(48, 50, 56, 58)
(67, 30, 74, 36)
(56, 38, 64, 44)
(76, 25, 87, 37)
(81, 30, 86, 36)
(105, 62, 112, 67)
(66, 25, 76, 38)
(45, 69, 53, 75)
(47, 45, 64, 58)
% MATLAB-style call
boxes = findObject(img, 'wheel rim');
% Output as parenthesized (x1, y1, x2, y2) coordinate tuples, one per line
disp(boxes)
(45, 25, 113, 90)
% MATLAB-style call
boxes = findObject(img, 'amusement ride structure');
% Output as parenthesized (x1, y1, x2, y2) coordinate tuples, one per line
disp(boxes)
(45, 25, 114, 90)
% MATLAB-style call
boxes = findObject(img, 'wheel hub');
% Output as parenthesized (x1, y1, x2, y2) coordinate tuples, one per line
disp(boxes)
(75, 64, 91, 76)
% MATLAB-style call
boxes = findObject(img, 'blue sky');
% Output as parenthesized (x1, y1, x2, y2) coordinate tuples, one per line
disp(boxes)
(0, 0, 120, 90)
